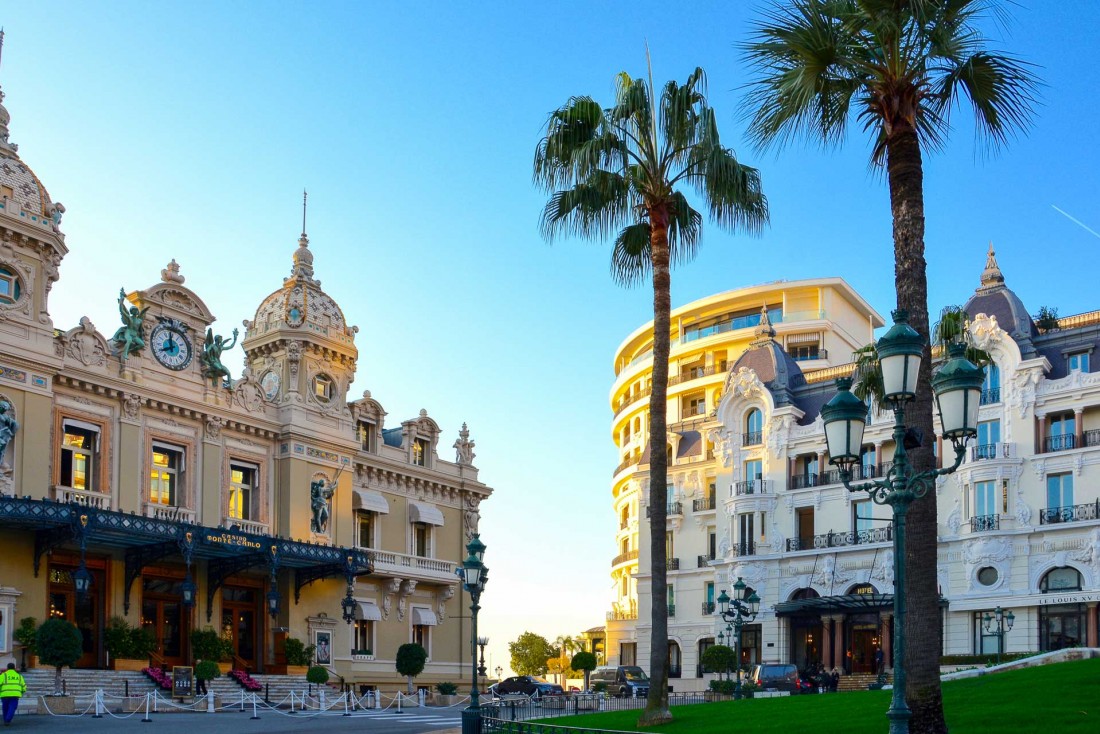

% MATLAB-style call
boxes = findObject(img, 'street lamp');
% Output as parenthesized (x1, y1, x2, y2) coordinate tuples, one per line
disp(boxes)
(821, 310, 984, 734)
(477, 636, 489, 680)
(716, 578, 760, 698)
(494, 665, 503, 682)
(982, 607, 1015, 665)
(456, 535, 488, 734)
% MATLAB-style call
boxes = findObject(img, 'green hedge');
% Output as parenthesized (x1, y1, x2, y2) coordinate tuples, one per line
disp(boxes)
(940, 652, 1038, 666)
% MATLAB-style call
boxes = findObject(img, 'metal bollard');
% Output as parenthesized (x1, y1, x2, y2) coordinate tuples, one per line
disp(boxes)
(250, 692, 260, 720)
(142, 692, 152, 723)
(343, 692, 351, 717)
(265, 683, 270, 704)
(418, 688, 425, 707)
(396, 691, 403, 714)
(93, 689, 103, 718)
(207, 691, 215, 714)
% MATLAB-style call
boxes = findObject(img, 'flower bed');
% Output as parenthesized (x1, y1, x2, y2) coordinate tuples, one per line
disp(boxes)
(228, 669, 263, 691)
(142, 667, 172, 690)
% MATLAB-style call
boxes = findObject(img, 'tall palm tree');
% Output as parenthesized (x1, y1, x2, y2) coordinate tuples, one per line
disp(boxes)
(534, 66, 768, 724)
(743, 2, 1036, 731)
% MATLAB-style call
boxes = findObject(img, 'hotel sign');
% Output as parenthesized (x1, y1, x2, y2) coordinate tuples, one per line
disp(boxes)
(1037, 592, 1100, 605)
(201, 530, 262, 550)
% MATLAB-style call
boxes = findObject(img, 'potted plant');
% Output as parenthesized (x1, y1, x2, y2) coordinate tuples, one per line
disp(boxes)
(352, 648, 374, 661)
(434, 681, 458, 706)
(284, 638, 315, 676)
(36, 618, 82, 708)
(191, 627, 233, 673)
(106, 617, 154, 671)
(12, 617, 37, 671)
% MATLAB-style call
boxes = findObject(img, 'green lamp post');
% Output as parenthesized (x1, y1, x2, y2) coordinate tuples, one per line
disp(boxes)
(716, 578, 760, 699)
(821, 310, 984, 734)
(457, 535, 488, 734)
(982, 607, 1015, 665)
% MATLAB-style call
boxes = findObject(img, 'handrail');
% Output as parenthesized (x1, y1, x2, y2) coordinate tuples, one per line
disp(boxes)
(148, 650, 165, 670)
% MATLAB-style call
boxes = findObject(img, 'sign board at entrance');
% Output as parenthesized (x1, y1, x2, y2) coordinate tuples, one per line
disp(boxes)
(172, 666, 193, 698)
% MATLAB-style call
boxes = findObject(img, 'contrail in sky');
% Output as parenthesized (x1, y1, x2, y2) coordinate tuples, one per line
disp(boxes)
(1052, 205, 1100, 240)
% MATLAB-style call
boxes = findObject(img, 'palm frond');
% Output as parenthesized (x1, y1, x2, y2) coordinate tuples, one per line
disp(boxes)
(610, 222, 652, 288)
(539, 171, 632, 242)
(850, 341, 884, 408)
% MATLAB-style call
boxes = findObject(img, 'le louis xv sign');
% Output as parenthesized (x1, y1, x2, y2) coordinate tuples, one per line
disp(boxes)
(1037, 591, 1100, 606)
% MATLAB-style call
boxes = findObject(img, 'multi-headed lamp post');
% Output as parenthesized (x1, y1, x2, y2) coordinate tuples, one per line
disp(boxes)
(716, 577, 760, 699)
(457, 534, 488, 734)
(821, 310, 984, 734)
(983, 607, 1015, 665)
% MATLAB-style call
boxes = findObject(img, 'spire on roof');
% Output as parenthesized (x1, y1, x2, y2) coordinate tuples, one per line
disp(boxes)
(978, 241, 1005, 291)
(291, 189, 315, 281)
(0, 28, 14, 152)
(754, 305, 776, 340)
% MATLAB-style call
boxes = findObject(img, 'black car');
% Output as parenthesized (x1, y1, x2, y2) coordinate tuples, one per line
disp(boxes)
(489, 675, 565, 698)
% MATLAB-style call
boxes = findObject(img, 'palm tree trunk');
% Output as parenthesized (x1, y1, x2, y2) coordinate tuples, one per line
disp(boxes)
(640, 213, 672, 726)
(886, 128, 947, 734)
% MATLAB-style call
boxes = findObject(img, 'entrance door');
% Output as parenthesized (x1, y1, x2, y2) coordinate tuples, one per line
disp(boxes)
(849, 625, 879, 673)
(221, 587, 260, 670)
(790, 618, 822, 671)
(141, 577, 188, 667)
(48, 564, 105, 668)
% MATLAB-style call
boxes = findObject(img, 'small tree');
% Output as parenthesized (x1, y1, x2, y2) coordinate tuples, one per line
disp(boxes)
(508, 631, 554, 676)
(13, 617, 37, 672)
(1035, 306, 1060, 331)
(306, 665, 330, 686)
(194, 660, 221, 683)
(571, 651, 598, 692)
(36, 618, 83, 695)
(700, 645, 735, 681)
(396, 643, 427, 694)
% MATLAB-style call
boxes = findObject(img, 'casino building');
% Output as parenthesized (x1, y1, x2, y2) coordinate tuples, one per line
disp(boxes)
(0, 57, 492, 687)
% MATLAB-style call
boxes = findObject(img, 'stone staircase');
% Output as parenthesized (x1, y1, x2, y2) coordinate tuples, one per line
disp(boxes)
(837, 672, 892, 692)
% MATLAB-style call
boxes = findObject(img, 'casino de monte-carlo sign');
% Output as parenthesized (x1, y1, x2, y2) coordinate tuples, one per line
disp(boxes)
(1037, 591, 1100, 606)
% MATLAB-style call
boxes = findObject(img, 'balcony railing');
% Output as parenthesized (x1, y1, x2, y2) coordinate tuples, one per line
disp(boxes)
(1087, 429, 1100, 447)
(786, 525, 893, 551)
(669, 664, 682, 679)
(224, 517, 268, 535)
(646, 502, 683, 518)
(980, 387, 1001, 405)
(733, 479, 771, 496)
(693, 494, 716, 512)
(53, 486, 110, 509)
(668, 365, 721, 387)
(1042, 434, 1076, 453)
(969, 514, 1000, 532)
(733, 541, 756, 557)
(620, 519, 629, 530)
(143, 503, 196, 524)
(612, 549, 639, 567)
(614, 385, 653, 417)
(1040, 501, 1100, 525)
(971, 443, 1015, 461)
(614, 455, 642, 476)
(697, 554, 715, 568)
(790, 464, 890, 489)
(701, 601, 716, 615)
(607, 608, 638, 621)
(667, 557, 680, 571)
(742, 431, 762, 446)
(668, 604, 676, 618)
(789, 348, 828, 362)
(371, 549, 460, 582)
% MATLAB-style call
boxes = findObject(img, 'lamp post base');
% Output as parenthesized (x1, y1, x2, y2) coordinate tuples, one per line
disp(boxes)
(887, 705, 911, 734)
(462, 706, 482, 734)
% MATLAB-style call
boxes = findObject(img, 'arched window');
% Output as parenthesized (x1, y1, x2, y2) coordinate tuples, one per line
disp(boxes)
(790, 587, 820, 601)
(744, 408, 763, 446)
(1039, 567, 1085, 651)
(668, 641, 682, 678)
(1040, 567, 1082, 593)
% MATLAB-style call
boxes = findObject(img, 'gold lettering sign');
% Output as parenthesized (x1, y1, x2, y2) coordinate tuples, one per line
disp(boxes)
(202, 531, 262, 550)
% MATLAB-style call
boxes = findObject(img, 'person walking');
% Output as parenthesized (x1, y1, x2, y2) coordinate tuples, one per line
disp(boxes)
(1, 662, 27, 725)
(874, 647, 885, 676)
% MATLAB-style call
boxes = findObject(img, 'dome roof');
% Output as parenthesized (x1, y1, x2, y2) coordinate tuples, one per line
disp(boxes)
(247, 232, 355, 345)
(730, 319, 805, 406)
(0, 81, 57, 223)
(963, 243, 1037, 358)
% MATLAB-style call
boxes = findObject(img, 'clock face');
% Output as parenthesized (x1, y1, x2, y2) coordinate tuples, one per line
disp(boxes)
(150, 323, 193, 370)
(261, 370, 281, 401)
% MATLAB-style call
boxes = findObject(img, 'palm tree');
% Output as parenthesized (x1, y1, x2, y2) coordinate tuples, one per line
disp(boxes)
(743, 3, 1037, 731)
(534, 66, 768, 724)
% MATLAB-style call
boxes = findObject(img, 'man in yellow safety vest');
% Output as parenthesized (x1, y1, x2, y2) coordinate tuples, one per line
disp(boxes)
(0, 662, 26, 725)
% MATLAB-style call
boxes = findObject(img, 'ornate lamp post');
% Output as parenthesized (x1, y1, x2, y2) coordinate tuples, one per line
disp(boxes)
(494, 665, 503, 681)
(716, 578, 760, 698)
(821, 310, 984, 734)
(982, 607, 1015, 665)
(456, 535, 488, 734)
(477, 636, 489, 687)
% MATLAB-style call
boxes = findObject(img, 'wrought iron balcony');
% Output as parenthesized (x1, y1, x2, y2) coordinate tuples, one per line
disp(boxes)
(606, 608, 638, 621)
(786, 525, 893, 551)
(1087, 429, 1100, 447)
(614, 385, 652, 418)
(1040, 500, 1100, 525)
(668, 365, 721, 387)
(647, 502, 683, 518)
(611, 549, 639, 566)
(733, 541, 756, 557)
(614, 455, 642, 476)
(667, 557, 680, 571)
(693, 494, 716, 512)
(701, 601, 716, 615)
(969, 514, 1000, 532)
(668, 603, 676, 617)
(1043, 434, 1076, 453)
(742, 431, 762, 446)
(980, 387, 1001, 405)
(669, 664, 682, 678)
(970, 443, 1015, 461)
(789, 472, 818, 489)
(733, 479, 771, 496)
(697, 554, 715, 568)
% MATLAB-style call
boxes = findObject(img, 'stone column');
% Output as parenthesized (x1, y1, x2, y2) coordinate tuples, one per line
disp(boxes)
(1036, 413, 1047, 453)
(821, 616, 833, 671)
(1075, 408, 1084, 448)
(881, 614, 893, 668)
(1087, 603, 1098, 648)
(833, 615, 845, 670)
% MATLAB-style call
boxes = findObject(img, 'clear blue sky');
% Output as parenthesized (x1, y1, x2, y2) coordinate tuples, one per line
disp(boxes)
(3, 1, 1098, 676)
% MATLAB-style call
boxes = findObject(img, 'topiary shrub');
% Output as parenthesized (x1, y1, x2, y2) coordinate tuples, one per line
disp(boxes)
(570, 651, 598, 691)
(195, 660, 221, 682)
(37, 618, 83, 695)
(284, 637, 315, 667)
(306, 665, 330, 685)
(396, 643, 427, 694)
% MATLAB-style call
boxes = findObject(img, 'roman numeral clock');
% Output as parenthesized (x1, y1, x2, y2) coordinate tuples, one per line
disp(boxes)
(150, 317, 194, 370)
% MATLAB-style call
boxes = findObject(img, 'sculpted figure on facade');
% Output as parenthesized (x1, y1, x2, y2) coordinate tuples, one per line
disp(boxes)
(0, 400, 17, 495)
(122, 393, 142, 420)
(310, 465, 343, 534)
(454, 422, 476, 465)
(1071, 528, 1100, 577)
(201, 327, 239, 387)
(463, 494, 480, 540)
(111, 288, 149, 361)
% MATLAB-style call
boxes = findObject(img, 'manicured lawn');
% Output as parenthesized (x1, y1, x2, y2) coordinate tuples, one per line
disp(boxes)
(542, 657, 1099, 734)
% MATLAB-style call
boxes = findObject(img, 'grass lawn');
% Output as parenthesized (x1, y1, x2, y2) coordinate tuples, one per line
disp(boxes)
(541, 657, 1099, 734)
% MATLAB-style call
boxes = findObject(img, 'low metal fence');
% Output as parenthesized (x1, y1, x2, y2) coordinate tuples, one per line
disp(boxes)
(482, 690, 718, 726)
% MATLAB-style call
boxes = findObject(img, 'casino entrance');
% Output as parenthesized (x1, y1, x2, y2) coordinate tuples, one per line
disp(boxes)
(141, 574, 191, 668)
(47, 556, 107, 668)
(221, 584, 263, 671)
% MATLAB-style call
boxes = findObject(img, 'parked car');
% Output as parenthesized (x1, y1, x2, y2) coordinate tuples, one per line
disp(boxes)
(489, 676, 564, 698)
(749, 663, 799, 693)
(588, 665, 650, 698)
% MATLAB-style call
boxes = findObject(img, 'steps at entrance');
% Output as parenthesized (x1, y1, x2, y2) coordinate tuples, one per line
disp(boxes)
(837, 672, 892, 692)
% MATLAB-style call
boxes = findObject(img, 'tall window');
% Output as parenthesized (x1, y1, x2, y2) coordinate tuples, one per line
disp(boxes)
(981, 363, 1000, 403)
(60, 420, 99, 491)
(413, 623, 430, 650)
(708, 531, 716, 560)
(356, 421, 376, 452)
(667, 584, 675, 616)
(357, 511, 375, 548)
(738, 513, 754, 553)
(744, 459, 762, 483)
(745, 409, 763, 445)
(228, 463, 256, 520)
(1067, 352, 1090, 372)
(1046, 473, 1073, 510)
(413, 523, 431, 557)
(354, 620, 374, 654)
(975, 480, 997, 518)
(150, 445, 183, 506)
(665, 531, 674, 561)
(686, 394, 706, 416)
(973, 612, 1001, 655)
(860, 445, 876, 479)
(976, 420, 1001, 458)
(1048, 414, 1076, 451)
(412, 438, 429, 466)
(853, 500, 873, 534)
